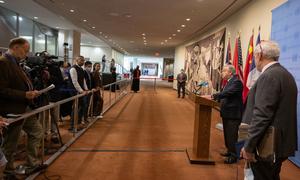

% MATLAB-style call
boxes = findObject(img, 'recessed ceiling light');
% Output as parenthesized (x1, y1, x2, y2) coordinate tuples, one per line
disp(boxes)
(92, 26, 96, 29)
(186, 18, 191, 21)
(177, 29, 181, 32)
(142, 33, 146, 36)
(70, 9, 75, 13)
(169, 37, 172, 39)
(165, 40, 168, 42)
(172, 34, 176, 36)
(130, 41, 134, 43)
(0, 1, 5, 4)
(109, 39, 112, 42)
(105, 36, 108, 38)
(83, 19, 87, 22)
(33, 16, 38, 20)
(161, 42, 164, 45)
(124, 13, 132, 18)
(99, 32, 102, 34)
(181, 24, 186, 27)
(143, 37, 146, 39)
(56, 26, 60, 29)
(109, 12, 119, 17)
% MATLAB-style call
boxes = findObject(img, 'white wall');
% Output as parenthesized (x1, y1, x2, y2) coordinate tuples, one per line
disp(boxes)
(112, 49, 125, 67)
(80, 45, 112, 63)
(174, 0, 287, 88)
(124, 56, 164, 78)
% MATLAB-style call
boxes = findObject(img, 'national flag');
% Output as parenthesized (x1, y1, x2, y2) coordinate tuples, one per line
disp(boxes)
(242, 33, 254, 102)
(233, 35, 243, 82)
(225, 39, 232, 64)
(246, 28, 261, 90)
(221, 38, 232, 89)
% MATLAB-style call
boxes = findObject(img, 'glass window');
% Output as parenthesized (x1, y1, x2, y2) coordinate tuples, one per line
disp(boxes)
(34, 24, 46, 53)
(47, 36, 57, 55)
(0, 6, 17, 47)
(19, 16, 33, 51)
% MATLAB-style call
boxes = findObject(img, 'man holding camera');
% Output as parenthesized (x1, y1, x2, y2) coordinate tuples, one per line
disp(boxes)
(0, 38, 46, 177)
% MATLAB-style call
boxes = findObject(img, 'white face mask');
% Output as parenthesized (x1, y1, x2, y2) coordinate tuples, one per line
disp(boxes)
(86, 67, 92, 72)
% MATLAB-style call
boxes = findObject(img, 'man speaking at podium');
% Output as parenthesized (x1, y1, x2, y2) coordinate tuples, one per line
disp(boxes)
(212, 64, 243, 164)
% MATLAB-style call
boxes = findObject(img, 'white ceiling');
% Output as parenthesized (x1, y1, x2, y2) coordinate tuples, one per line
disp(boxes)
(1, 0, 252, 57)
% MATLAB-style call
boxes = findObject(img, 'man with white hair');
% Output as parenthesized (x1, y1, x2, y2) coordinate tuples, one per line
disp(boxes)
(212, 64, 243, 164)
(241, 40, 298, 179)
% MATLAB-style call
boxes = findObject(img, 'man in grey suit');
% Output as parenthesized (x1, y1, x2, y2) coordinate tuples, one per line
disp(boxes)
(176, 69, 187, 98)
(241, 40, 298, 180)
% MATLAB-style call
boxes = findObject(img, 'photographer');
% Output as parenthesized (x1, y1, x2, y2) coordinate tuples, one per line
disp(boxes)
(0, 38, 46, 177)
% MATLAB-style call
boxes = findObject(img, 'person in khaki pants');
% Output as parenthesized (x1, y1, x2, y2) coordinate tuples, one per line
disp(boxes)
(0, 38, 46, 178)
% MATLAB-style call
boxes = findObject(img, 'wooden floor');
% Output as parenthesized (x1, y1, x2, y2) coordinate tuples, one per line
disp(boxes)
(37, 80, 300, 180)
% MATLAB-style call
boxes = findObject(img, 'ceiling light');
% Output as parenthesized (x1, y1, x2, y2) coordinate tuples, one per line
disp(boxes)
(143, 37, 146, 39)
(177, 29, 181, 32)
(92, 26, 96, 29)
(186, 18, 191, 21)
(33, 16, 38, 20)
(181, 24, 186, 27)
(142, 33, 146, 36)
(144, 40, 147, 42)
(130, 41, 134, 43)
(124, 13, 132, 18)
(161, 42, 164, 45)
(0, 1, 5, 4)
(109, 39, 112, 42)
(169, 37, 172, 39)
(105, 36, 108, 38)
(99, 32, 102, 34)
(109, 12, 119, 17)
(70, 9, 75, 13)
(172, 34, 176, 36)
(56, 26, 60, 29)
(83, 19, 87, 22)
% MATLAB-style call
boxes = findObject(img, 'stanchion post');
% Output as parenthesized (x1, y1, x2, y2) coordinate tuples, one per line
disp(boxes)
(109, 84, 112, 106)
(74, 97, 79, 135)
(41, 110, 46, 163)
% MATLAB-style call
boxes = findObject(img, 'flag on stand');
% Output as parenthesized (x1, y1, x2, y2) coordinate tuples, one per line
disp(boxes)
(246, 28, 261, 91)
(221, 38, 232, 89)
(225, 39, 232, 64)
(242, 32, 254, 103)
(233, 35, 243, 82)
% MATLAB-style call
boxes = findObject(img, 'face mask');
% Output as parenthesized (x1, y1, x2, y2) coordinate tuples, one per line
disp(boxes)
(86, 67, 92, 72)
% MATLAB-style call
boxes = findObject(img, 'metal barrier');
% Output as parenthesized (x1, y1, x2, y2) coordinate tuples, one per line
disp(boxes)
(3, 79, 131, 179)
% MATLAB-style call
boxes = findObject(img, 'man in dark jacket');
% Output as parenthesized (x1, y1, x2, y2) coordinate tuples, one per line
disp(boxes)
(0, 38, 45, 176)
(213, 64, 243, 164)
(241, 40, 298, 180)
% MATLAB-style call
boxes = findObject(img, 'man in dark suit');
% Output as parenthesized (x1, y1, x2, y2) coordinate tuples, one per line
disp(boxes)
(176, 69, 187, 98)
(213, 64, 243, 164)
(0, 38, 46, 176)
(241, 40, 298, 180)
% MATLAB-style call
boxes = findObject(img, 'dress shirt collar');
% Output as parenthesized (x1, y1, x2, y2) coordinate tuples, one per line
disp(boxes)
(261, 61, 279, 74)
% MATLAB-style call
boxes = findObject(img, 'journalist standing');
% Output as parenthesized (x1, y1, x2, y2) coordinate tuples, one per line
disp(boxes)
(212, 64, 243, 164)
(131, 65, 141, 93)
(241, 40, 298, 180)
(0, 38, 45, 176)
(176, 69, 187, 98)
(69, 56, 88, 132)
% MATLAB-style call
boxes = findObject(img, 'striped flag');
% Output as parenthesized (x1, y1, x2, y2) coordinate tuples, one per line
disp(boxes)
(233, 35, 243, 82)
(242, 33, 254, 103)
(246, 28, 261, 90)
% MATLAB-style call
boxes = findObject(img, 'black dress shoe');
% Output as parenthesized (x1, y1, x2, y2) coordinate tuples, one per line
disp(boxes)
(224, 156, 237, 164)
(220, 152, 231, 157)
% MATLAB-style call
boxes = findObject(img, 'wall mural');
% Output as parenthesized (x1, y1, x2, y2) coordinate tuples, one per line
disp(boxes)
(184, 28, 226, 95)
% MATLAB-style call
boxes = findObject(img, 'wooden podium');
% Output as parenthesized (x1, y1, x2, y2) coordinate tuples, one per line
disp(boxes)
(186, 93, 219, 165)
